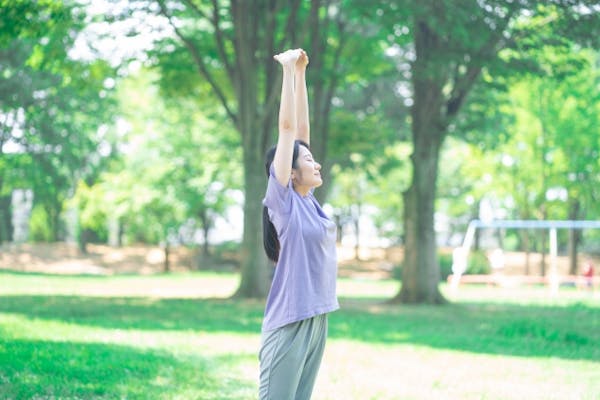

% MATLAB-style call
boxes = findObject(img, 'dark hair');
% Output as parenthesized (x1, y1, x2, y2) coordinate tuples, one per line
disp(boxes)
(263, 140, 310, 262)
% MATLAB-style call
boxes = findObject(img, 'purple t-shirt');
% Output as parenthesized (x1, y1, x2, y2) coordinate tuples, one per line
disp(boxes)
(262, 167, 339, 332)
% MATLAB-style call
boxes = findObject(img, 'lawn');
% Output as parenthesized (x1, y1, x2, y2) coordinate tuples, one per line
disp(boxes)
(0, 270, 599, 400)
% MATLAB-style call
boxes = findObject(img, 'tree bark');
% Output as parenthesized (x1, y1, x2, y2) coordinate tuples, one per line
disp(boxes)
(199, 209, 210, 258)
(522, 230, 531, 275)
(0, 195, 11, 243)
(568, 199, 581, 275)
(235, 147, 271, 297)
(164, 243, 170, 273)
(0, 175, 10, 243)
(44, 202, 62, 242)
(393, 132, 445, 303)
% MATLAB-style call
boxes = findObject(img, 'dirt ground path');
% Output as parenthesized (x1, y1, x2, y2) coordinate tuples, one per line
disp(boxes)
(0, 243, 194, 275)
(0, 242, 597, 279)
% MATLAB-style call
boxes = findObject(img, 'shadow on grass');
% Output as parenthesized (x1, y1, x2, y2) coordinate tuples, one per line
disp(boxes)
(0, 269, 102, 278)
(0, 338, 254, 400)
(332, 297, 600, 362)
(0, 268, 236, 278)
(0, 294, 598, 362)
(0, 295, 264, 333)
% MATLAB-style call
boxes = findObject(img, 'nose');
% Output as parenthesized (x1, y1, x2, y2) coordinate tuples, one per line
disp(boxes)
(315, 162, 321, 170)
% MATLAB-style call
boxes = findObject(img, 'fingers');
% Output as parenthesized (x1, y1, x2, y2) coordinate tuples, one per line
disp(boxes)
(296, 50, 309, 69)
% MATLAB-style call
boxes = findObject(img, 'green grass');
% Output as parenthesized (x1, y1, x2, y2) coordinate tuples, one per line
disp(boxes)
(1, 270, 599, 399)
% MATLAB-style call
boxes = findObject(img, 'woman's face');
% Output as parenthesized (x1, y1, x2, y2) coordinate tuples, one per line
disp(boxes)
(292, 146, 322, 189)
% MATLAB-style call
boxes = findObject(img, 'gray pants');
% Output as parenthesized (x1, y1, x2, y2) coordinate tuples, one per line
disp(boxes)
(259, 314, 328, 400)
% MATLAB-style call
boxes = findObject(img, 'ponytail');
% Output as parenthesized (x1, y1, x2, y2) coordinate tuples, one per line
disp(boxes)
(263, 206, 280, 262)
(262, 140, 310, 263)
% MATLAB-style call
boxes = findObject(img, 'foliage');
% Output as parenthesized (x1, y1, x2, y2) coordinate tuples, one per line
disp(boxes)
(82, 69, 241, 250)
(396, 250, 491, 282)
(69, 181, 109, 244)
(454, 50, 600, 254)
(28, 204, 53, 242)
(329, 143, 411, 245)
(466, 250, 492, 275)
(0, 0, 117, 241)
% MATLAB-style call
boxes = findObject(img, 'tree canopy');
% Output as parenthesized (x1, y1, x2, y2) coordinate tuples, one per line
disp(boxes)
(2, 0, 600, 304)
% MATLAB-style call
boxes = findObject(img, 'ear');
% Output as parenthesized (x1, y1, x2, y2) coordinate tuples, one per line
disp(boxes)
(290, 169, 297, 181)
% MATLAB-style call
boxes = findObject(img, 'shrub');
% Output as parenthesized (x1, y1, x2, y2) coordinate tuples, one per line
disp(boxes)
(466, 250, 491, 275)
(439, 252, 454, 281)
(212, 241, 242, 262)
(393, 249, 491, 282)
(29, 205, 52, 242)
(392, 263, 402, 281)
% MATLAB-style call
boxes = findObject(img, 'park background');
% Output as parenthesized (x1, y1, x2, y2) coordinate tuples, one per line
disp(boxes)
(1, 0, 600, 399)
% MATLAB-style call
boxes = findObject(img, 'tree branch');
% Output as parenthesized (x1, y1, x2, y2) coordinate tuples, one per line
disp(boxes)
(325, 16, 347, 110)
(179, 0, 235, 96)
(260, 0, 280, 147)
(156, 0, 238, 127)
(210, 0, 235, 81)
(319, 18, 346, 161)
(180, 0, 210, 20)
(445, 6, 519, 120)
(261, 0, 302, 132)
(445, 63, 482, 118)
(276, 0, 302, 51)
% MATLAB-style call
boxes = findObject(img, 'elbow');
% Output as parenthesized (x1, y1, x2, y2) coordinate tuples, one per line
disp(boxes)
(279, 120, 295, 133)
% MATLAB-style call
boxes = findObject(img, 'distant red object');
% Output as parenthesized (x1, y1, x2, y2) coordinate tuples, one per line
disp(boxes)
(583, 262, 594, 278)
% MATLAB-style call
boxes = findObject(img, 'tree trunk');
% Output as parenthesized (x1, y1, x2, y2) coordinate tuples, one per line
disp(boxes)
(522, 230, 531, 275)
(199, 209, 210, 258)
(202, 226, 210, 258)
(354, 212, 360, 261)
(117, 219, 123, 247)
(0, 175, 10, 243)
(539, 207, 547, 277)
(0, 195, 12, 243)
(392, 85, 446, 303)
(232, 1, 272, 298)
(539, 229, 547, 277)
(568, 199, 580, 275)
(393, 146, 445, 304)
(45, 203, 62, 242)
(164, 243, 170, 272)
(392, 12, 447, 304)
(568, 228, 579, 275)
(78, 228, 90, 254)
(235, 148, 271, 297)
(334, 214, 342, 243)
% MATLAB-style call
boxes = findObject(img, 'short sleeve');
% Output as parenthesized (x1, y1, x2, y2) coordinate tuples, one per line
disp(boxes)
(263, 164, 292, 217)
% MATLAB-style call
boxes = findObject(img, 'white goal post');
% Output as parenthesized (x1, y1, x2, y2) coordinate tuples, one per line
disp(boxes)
(451, 219, 600, 292)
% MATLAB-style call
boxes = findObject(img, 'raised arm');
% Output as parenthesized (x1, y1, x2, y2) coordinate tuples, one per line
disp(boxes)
(295, 50, 310, 145)
(272, 49, 301, 187)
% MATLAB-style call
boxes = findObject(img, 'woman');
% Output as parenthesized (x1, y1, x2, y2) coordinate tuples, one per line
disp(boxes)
(259, 48, 339, 400)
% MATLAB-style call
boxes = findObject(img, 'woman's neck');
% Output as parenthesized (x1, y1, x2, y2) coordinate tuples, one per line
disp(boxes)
(293, 183, 311, 197)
